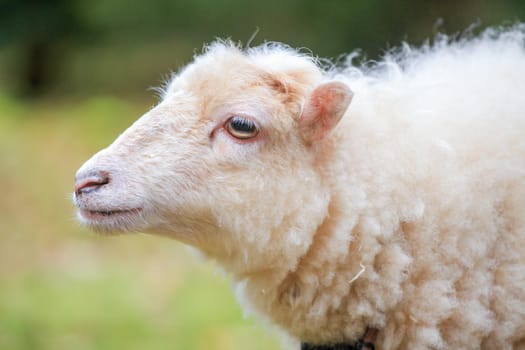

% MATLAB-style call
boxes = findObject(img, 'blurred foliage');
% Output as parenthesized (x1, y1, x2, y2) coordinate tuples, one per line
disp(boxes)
(0, 0, 89, 96)
(0, 0, 524, 98)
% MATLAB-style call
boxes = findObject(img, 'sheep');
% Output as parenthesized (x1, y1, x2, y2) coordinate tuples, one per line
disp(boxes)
(73, 27, 525, 349)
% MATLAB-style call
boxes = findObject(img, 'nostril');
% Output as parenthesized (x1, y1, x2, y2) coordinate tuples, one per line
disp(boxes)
(75, 171, 110, 196)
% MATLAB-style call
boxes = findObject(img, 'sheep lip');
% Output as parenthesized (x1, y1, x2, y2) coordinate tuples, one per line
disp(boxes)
(79, 208, 143, 221)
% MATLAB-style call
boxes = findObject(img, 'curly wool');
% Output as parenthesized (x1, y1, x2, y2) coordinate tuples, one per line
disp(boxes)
(234, 28, 525, 349)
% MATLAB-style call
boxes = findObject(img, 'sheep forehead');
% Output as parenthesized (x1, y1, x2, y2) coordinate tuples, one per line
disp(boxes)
(165, 43, 323, 108)
(158, 44, 325, 140)
(187, 52, 269, 101)
(161, 51, 262, 118)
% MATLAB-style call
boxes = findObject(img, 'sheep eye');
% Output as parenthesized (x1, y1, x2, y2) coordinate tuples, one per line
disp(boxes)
(225, 116, 259, 139)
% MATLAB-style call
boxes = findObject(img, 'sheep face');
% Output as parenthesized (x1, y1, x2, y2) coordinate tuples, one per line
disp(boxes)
(74, 45, 352, 272)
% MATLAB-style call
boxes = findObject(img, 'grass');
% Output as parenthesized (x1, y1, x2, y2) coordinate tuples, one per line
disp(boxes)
(0, 94, 289, 350)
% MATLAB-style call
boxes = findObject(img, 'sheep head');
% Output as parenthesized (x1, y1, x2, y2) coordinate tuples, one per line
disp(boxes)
(74, 43, 353, 274)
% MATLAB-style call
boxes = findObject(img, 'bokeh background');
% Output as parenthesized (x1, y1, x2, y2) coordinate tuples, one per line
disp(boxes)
(1, 1, 524, 349)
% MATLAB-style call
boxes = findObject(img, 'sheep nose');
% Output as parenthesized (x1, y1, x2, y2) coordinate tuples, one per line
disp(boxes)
(75, 171, 110, 197)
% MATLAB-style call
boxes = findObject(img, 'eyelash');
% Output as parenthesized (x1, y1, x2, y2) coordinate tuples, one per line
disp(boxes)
(224, 115, 259, 140)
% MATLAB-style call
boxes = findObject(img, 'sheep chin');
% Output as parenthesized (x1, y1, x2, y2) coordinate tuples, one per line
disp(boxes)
(76, 207, 145, 233)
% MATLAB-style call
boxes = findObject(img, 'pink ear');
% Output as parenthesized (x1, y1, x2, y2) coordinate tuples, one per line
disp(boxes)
(299, 82, 353, 143)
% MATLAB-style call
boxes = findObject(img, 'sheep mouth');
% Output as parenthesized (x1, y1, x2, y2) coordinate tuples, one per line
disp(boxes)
(78, 207, 143, 231)
(80, 208, 142, 218)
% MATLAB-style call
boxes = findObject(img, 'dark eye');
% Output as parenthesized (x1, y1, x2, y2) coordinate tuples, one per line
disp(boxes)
(225, 115, 259, 139)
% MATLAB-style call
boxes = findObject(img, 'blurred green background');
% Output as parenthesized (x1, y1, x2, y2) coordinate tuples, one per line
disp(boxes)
(0, 1, 524, 349)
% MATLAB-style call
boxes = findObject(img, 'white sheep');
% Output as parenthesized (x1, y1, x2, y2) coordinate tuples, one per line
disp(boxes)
(74, 27, 525, 349)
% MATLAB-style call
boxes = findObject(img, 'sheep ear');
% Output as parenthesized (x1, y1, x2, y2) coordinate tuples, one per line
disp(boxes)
(299, 82, 353, 143)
